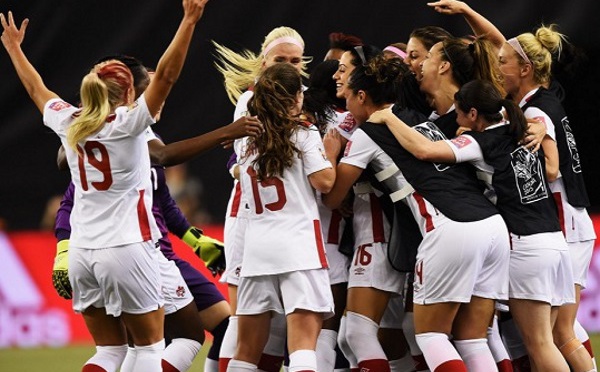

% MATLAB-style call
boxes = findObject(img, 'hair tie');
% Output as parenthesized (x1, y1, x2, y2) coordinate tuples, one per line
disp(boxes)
(507, 37, 532, 65)
(383, 45, 407, 59)
(262, 36, 304, 57)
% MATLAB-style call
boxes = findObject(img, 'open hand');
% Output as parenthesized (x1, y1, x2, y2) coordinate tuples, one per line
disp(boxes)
(0, 11, 29, 53)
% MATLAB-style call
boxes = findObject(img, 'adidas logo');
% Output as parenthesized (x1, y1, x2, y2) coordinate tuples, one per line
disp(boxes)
(0, 233, 70, 348)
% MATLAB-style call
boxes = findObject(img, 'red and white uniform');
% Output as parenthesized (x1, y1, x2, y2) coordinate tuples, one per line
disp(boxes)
(222, 91, 254, 285)
(316, 111, 357, 285)
(44, 95, 163, 316)
(238, 126, 331, 276)
(343, 129, 509, 304)
(340, 130, 403, 295)
(44, 96, 160, 248)
(235, 124, 334, 316)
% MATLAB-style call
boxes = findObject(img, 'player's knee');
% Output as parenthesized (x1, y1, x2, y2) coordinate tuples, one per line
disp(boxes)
(85, 344, 128, 372)
(345, 311, 379, 352)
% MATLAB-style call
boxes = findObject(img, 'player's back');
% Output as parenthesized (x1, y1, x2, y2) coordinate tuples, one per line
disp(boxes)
(44, 96, 160, 248)
(238, 126, 330, 276)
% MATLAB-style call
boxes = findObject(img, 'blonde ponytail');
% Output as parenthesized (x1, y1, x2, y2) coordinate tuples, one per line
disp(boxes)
(67, 72, 111, 150)
(67, 60, 133, 151)
(212, 41, 262, 104)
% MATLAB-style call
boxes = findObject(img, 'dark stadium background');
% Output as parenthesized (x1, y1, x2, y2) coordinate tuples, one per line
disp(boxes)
(1, 0, 599, 230)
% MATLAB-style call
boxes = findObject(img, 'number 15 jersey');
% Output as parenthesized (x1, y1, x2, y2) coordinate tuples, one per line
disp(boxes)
(43, 96, 160, 249)
(237, 125, 332, 277)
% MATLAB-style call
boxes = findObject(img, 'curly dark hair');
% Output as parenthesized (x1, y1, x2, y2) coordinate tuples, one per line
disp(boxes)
(247, 63, 304, 180)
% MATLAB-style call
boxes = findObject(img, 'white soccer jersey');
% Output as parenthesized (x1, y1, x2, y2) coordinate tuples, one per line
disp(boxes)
(238, 125, 332, 277)
(234, 90, 254, 120)
(44, 95, 160, 248)
(317, 112, 357, 246)
(333, 110, 359, 140)
(341, 128, 450, 236)
(520, 90, 596, 242)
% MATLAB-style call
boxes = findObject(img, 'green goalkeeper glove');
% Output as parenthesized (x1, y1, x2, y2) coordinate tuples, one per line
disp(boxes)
(182, 227, 226, 277)
(52, 240, 73, 299)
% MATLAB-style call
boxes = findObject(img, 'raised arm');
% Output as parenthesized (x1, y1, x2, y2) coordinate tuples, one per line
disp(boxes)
(144, 0, 209, 117)
(1, 12, 58, 113)
(369, 108, 456, 163)
(427, 0, 506, 50)
(149, 116, 262, 167)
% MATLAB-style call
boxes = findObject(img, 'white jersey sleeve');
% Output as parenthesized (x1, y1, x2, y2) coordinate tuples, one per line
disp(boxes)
(340, 128, 381, 169)
(334, 111, 359, 140)
(144, 126, 160, 143)
(121, 93, 156, 136)
(446, 134, 484, 163)
(43, 99, 80, 135)
(296, 127, 332, 176)
(234, 91, 254, 120)
(523, 107, 556, 141)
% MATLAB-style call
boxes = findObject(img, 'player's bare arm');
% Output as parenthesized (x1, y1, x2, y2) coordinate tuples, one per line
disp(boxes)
(1, 11, 58, 113)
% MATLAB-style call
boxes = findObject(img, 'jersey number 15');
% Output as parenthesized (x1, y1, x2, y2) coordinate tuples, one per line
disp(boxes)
(247, 167, 287, 214)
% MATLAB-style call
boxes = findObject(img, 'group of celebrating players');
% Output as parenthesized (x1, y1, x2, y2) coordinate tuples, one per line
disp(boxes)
(1, 0, 597, 371)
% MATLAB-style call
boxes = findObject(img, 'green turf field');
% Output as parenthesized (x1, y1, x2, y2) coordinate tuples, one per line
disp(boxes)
(0, 342, 210, 371)
(0, 335, 599, 371)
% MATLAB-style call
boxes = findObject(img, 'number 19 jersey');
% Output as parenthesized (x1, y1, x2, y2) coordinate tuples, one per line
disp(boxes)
(237, 125, 332, 277)
(43, 95, 160, 248)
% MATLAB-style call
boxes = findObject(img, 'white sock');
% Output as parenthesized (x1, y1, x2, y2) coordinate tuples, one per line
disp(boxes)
(220, 316, 238, 361)
(389, 353, 416, 372)
(487, 315, 511, 363)
(162, 338, 202, 371)
(84, 344, 128, 372)
(337, 315, 358, 369)
(289, 350, 317, 372)
(345, 311, 386, 363)
(120, 347, 137, 372)
(316, 329, 337, 372)
(416, 332, 463, 371)
(454, 338, 496, 372)
(204, 357, 219, 372)
(133, 339, 165, 372)
(227, 359, 257, 371)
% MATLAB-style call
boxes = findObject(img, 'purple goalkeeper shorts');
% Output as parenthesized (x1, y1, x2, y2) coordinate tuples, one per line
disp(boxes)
(171, 256, 226, 311)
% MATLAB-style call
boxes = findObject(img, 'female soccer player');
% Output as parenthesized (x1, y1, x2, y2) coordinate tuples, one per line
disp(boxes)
(214, 26, 309, 372)
(324, 55, 510, 372)
(228, 63, 339, 372)
(1, 1, 208, 371)
(499, 25, 596, 372)
(370, 78, 577, 372)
